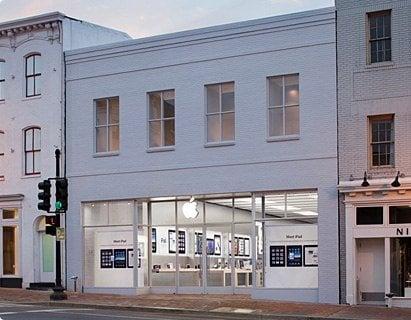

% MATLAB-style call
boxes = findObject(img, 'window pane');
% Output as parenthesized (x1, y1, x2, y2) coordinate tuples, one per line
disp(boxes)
(96, 127, 107, 153)
(149, 121, 161, 147)
(25, 153, 34, 174)
(34, 151, 41, 173)
(26, 56, 34, 76)
(164, 119, 175, 146)
(268, 77, 283, 107)
(34, 55, 41, 74)
(96, 100, 107, 126)
(222, 112, 234, 141)
(285, 75, 299, 106)
(26, 77, 34, 96)
(356, 207, 383, 225)
(285, 106, 299, 135)
(207, 114, 220, 142)
(108, 125, 119, 151)
(221, 83, 234, 112)
(390, 206, 411, 224)
(3, 226, 16, 275)
(33, 129, 41, 149)
(2, 209, 17, 219)
(0, 81, 4, 101)
(0, 61, 4, 80)
(163, 92, 175, 118)
(108, 98, 119, 124)
(34, 75, 41, 95)
(207, 85, 220, 114)
(25, 129, 33, 151)
(149, 93, 161, 120)
(268, 108, 283, 137)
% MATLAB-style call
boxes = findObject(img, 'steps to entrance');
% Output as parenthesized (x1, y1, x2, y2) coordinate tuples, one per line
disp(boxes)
(27, 282, 55, 291)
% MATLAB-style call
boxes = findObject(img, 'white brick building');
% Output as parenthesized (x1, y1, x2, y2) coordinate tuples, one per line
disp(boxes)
(0, 12, 130, 288)
(65, 8, 339, 303)
(337, 0, 411, 307)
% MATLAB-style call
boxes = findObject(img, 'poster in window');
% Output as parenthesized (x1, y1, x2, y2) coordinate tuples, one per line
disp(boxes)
(168, 230, 176, 253)
(100, 249, 113, 268)
(207, 238, 215, 255)
(178, 230, 186, 254)
(286, 245, 302, 267)
(234, 237, 239, 256)
(113, 249, 127, 268)
(238, 237, 245, 256)
(303, 245, 318, 267)
(127, 249, 134, 268)
(152, 228, 157, 253)
(244, 238, 250, 256)
(269, 245, 285, 267)
(214, 235, 221, 256)
(195, 232, 203, 255)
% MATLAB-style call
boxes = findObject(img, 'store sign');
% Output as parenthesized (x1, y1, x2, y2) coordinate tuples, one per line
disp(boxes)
(182, 198, 199, 219)
(395, 227, 410, 236)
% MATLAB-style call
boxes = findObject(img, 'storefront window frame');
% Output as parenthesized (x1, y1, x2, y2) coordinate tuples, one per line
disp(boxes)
(0, 207, 21, 277)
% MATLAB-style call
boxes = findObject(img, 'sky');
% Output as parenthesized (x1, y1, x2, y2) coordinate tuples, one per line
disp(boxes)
(0, 0, 334, 38)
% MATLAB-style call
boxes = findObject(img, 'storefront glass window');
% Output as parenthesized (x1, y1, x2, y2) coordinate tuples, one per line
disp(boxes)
(256, 192, 318, 289)
(389, 206, 411, 224)
(83, 201, 134, 288)
(390, 238, 411, 297)
(3, 226, 16, 275)
(356, 207, 383, 225)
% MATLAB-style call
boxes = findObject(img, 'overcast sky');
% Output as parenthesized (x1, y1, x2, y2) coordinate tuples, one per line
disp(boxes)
(0, 0, 334, 38)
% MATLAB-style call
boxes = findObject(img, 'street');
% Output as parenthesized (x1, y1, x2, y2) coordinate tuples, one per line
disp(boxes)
(0, 303, 248, 320)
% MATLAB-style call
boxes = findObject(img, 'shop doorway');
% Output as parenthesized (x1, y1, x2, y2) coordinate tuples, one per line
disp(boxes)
(40, 233, 55, 282)
(356, 238, 385, 304)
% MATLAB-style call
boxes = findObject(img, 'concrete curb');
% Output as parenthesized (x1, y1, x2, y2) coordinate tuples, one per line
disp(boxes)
(18, 300, 359, 320)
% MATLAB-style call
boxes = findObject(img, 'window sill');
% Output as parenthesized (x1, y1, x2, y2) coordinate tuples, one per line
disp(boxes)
(93, 151, 120, 158)
(266, 135, 300, 142)
(21, 174, 41, 179)
(22, 95, 42, 102)
(365, 61, 394, 69)
(204, 141, 235, 148)
(146, 146, 175, 153)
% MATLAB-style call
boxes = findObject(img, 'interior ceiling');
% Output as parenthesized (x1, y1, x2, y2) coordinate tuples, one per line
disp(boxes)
(206, 192, 318, 218)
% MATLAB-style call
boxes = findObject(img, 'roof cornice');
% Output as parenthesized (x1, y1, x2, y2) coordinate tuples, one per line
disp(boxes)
(0, 12, 65, 38)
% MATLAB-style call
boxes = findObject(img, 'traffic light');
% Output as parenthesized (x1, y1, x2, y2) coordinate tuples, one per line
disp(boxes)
(55, 178, 68, 212)
(38, 180, 51, 212)
(45, 215, 60, 236)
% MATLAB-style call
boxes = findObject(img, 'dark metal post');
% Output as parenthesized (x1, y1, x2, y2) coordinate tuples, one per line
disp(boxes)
(50, 149, 67, 300)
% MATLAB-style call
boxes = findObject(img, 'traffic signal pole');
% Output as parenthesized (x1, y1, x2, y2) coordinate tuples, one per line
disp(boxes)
(50, 149, 67, 300)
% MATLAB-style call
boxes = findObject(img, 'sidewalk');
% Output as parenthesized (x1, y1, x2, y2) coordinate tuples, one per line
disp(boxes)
(0, 288, 410, 320)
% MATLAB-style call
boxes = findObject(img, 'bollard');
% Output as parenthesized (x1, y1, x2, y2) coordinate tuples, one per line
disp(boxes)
(385, 293, 394, 308)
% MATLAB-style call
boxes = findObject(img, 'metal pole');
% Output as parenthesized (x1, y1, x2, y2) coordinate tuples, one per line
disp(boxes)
(50, 149, 67, 300)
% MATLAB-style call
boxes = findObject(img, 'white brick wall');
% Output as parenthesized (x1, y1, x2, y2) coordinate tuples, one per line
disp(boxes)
(336, 0, 411, 303)
(65, 8, 340, 303)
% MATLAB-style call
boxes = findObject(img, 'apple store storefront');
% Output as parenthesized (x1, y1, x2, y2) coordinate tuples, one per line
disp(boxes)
(82, 191, 319, 298)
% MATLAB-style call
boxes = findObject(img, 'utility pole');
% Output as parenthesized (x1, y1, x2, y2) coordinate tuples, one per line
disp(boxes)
(50, 149, 67, 300)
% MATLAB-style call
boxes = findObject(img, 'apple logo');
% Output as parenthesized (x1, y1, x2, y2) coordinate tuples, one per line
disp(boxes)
(183, 197, 199, 219)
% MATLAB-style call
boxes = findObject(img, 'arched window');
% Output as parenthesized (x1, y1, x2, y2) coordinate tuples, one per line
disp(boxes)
(24, 127, 41, 175)
(0, 60, 5, 101)
(25, 54, 41, 97)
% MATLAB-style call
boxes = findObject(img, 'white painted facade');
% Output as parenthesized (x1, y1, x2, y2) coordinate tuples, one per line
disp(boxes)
(337, 0, 411, 307)
(0, 12, 130, 288)
(65, 8, 339, 303)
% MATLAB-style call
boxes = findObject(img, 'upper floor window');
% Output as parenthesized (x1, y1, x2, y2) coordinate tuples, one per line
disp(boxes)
(268, 74, 299, 138)
(206, 82, 235, 143)
(25, 54, 41, 97)
(0, 60, 5, 101)
(148, 90, 175, 148)
(95, 97, 119, 154)
(369, 115, 394, 167)
(0, 130, 4, 180)
(24, 127, 41, 175)
(368, 10, 391, 63)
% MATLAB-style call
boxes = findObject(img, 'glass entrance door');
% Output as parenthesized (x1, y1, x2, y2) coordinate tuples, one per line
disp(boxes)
(3, 226, 16, 275)
(391, 238, 411, 297)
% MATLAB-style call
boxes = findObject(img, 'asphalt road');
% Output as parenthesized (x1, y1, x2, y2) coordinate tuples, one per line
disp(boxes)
(0, 302, 246, 320)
